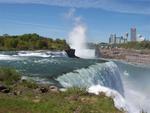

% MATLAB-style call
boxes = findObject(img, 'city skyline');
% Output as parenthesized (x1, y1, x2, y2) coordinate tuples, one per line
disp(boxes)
(0, 0, 150, 42)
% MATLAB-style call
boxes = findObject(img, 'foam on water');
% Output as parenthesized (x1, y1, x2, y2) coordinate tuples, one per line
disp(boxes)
(56, 61, 133, 112)
(17, 51, 67, 58)
(88, 85, 129, 112)
(0, 51, 147, 113)
(57, 62, 124, 95)
(0, 51, 68, 60)
(33, 59, 60, 64)
(0, 54, 20, 60)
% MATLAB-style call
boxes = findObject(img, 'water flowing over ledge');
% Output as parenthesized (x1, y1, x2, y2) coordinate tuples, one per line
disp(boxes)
(56, 61, 133, 112)
(57, 62, 124, 96)
(0, 51, 146, 113)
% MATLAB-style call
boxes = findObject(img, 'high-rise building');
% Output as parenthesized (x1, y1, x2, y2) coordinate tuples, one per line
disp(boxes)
(124, 32, 128, 43)
(109, 34, 117, 44)
(131, 28, 137, 41)
(109, 34, 127, 44)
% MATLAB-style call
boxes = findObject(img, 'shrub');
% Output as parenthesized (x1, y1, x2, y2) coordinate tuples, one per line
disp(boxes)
(21, 80, 38, 89)
(0, 67, 21, 85)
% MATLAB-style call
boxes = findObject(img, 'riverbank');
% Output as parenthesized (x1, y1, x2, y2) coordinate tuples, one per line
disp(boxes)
(0, 67, 123, 113)
(99, 48, 150, 65)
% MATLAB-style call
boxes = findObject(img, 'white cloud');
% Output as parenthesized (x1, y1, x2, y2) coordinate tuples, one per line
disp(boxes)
(1, 0, 150, 15)
(64, 8, 76, 19)
(64, 8, 82, 24)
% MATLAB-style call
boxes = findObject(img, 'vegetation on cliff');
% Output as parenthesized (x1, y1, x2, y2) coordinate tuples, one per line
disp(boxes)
(118, 41, 150, 50)
(0, 34, 70, 51)
(0, 67, 21, 85)
(0, 67, 124, 113)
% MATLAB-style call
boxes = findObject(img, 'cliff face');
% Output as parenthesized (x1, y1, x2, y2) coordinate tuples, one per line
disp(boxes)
(65, 49, 79, 58)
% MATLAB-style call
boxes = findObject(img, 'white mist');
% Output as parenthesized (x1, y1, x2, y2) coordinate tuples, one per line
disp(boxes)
(68, 23, 95, 58)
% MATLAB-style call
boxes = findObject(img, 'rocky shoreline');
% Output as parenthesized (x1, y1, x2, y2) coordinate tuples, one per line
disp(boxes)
(99, 48, 150, 65)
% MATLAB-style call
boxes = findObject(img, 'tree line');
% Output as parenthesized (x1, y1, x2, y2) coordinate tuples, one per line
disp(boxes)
(118, 41, 150, 50)
(0, 33, 70, 51)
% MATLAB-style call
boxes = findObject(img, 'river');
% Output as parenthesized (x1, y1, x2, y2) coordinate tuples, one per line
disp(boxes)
(0, 51, 149, 113)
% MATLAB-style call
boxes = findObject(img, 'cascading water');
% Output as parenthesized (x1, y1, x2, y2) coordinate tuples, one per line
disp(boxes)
(57, 61, 124, 95)
(115, 61, 150, 113)
(57, 61, 130, 112)
(0, 50, 144, 112)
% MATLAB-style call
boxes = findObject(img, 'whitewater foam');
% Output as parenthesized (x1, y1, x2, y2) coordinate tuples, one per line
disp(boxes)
(34, 59, 61, 64)
(0, 54, 20, 60)
(56, 61, 132, 112)
(57, 61, 124, 95)
(88, 85, 129, 112)
(17, 51, 67, 58)
(0, 51, 68, 60)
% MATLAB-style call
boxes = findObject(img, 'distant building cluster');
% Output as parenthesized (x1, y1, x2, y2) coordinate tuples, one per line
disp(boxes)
(109, 33, 128, 44)
(109, 27, 146, 44)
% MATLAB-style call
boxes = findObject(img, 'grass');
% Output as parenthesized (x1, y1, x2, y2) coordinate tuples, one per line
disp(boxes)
(20, 80, 38, 89)
(0, 67, 124, 113)
(0, 88, 123, 113)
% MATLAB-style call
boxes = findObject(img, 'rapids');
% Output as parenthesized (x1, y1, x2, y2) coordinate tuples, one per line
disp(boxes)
(0, 51, 149, 113)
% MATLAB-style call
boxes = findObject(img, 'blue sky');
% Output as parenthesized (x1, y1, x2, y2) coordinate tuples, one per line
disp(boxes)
(0, 0, 150, 42)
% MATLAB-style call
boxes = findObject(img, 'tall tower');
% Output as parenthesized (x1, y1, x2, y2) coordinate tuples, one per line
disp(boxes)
(130, 28, 137, 41)
(124, 32, 128, 43)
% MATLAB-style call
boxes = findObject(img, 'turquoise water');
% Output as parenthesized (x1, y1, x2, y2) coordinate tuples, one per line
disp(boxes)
(0, 51, 124, 96)
(0, 51, 106, 85)
(0, 57, 103, 77)
(0, 51, 149, 112)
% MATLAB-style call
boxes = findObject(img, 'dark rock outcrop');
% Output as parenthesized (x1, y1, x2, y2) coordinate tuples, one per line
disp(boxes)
(65, 49, 79, 58)
(0, 84, 10, 93)
(40, 87, 49, 93)
(0, 84, 7, 91)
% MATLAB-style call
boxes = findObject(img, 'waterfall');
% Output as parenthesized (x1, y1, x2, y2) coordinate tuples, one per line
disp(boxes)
(56, 61, 130, 112)
(57, 61, 124, 95)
